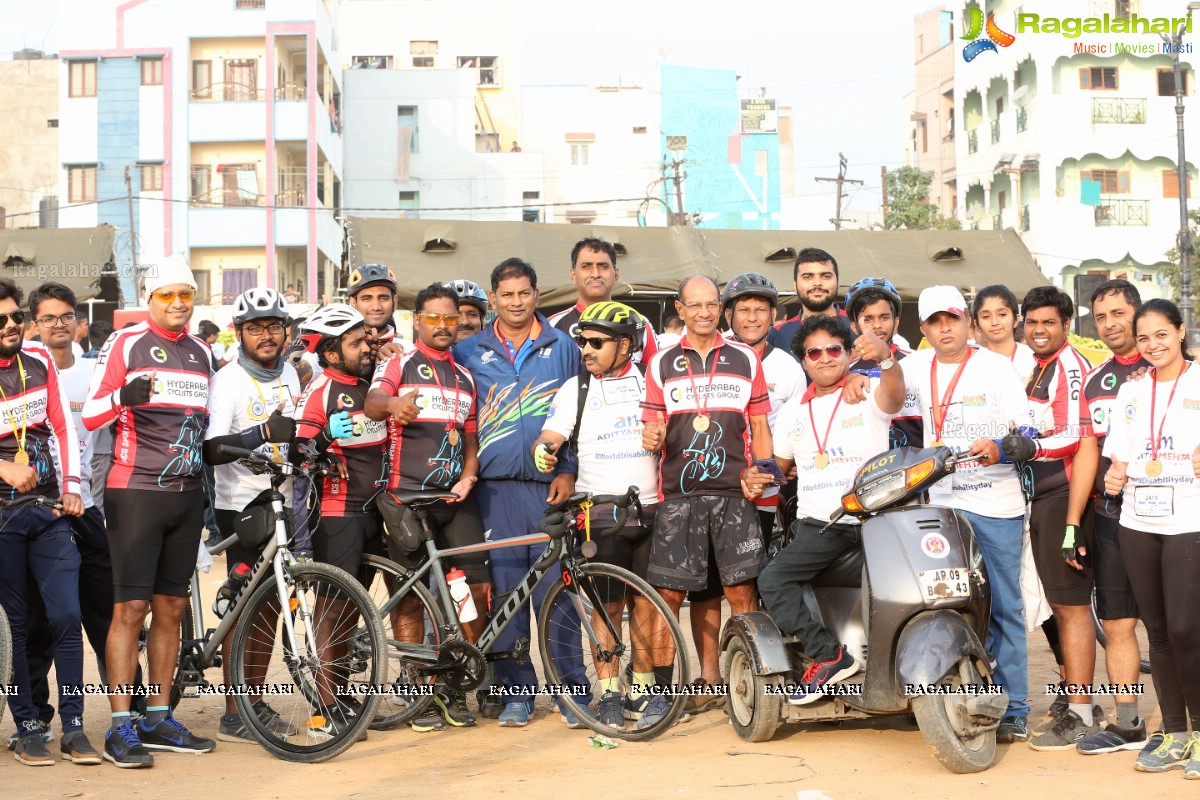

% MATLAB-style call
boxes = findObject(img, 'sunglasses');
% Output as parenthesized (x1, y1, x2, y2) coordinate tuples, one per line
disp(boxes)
(152, 288, 197, 303)
(574, 334, 617, 349)
(420, 312, 460, 327)
(0, 310, 25, 329)
(805, 343, 845, 361)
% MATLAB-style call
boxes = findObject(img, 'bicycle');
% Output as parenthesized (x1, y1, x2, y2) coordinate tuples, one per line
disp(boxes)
(159, 444, 388, 762)
(360, 486, 690, 741)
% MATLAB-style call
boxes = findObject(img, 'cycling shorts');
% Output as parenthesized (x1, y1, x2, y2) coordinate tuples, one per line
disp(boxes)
(1092, 513, 1139, 620)
(313, 513, 384, 584)
(106, 488, 205, 602)
(378, 492, 489, 585)
(1028, 495, 1094, 607)
(647, 494, 765, 592)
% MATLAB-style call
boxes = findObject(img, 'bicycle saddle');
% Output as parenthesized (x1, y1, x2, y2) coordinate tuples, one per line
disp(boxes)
(388, 489, 459, 509)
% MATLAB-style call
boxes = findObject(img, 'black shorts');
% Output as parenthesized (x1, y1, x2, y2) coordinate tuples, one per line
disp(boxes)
(1028, 495, 1093, 606)
(313, 514, 383, 583)
(377, 492, 489, 585)
(106, 487, 205, 602)
(648, 495, 766, 592)
(688, 507, 774, 602)
(1092, 513, 1139, 620)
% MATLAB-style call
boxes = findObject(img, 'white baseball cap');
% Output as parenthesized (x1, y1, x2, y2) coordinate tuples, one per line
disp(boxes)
(144, 254, 198, 296)
(918, 285, 968, 322)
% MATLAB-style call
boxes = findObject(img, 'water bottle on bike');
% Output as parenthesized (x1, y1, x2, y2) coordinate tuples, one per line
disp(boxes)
(447, 568, 478, 623)
(212, 562, 252, 618)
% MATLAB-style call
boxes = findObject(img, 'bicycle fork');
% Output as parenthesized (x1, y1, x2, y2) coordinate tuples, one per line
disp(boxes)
(561, 560, 626, 664)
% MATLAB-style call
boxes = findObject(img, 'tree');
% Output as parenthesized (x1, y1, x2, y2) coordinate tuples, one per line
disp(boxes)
(884, 166, 961, 231)
(1162, 207, 1200, 305)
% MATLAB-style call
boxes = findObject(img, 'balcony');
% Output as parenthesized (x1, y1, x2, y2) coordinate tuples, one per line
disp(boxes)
(191, 82, 265, 103)
(1021, 205, 1030, 232)
(968, 129, 978, 155)
(990, 119, 1000, 144)
(1095, 199, 1149, 226)
(1016, 106, 1028, 133)
(1092, 97, 1146, 124)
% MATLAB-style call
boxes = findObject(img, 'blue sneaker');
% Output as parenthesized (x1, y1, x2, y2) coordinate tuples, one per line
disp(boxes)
(557, 700, 586, 730)
(103, 722, 154, 769)
(137, 714, 215, 754)
(497, 701, 533, 728)
(788, 645, 860, 706)
(1135, 731, 1188, 772)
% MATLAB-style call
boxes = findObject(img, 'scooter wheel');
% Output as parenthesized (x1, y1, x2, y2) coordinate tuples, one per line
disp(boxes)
(722, 634, 782, 743)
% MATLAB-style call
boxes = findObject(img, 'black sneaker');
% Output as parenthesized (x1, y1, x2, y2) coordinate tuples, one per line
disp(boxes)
(623, 693, 650, 721)
(409, 713, 446, 733)
(13, 733, 55, 766)
(1047, 680, 1067, 718)
(103, 722, 154, 769)
(476, 689, 504, 720)
(596, 691, 626, 729)
(788, 645, 860, 706)
(7, 720, 52, 750)
(434, 688, 476, 727)
(1029, 709, 1099, 751)
(137, 714, 215, 754)
(1077, 718, 1148, 754)
(60, 731, 102, 765)
(314, 704, 368, 741)
(997, 715, 1029, 743)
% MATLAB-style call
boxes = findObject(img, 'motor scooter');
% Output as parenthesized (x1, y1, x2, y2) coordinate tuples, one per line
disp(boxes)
(721, 445, 1008, 773)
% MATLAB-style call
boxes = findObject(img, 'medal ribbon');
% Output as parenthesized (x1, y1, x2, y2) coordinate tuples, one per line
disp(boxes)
(0, 354, 29, 455)
(1148, 362, 1190, 464)
(806, 384, 845, 460)
(929, 348, 973, 443)
(423, 350, 462, 435)
(682, 342, 719, 421)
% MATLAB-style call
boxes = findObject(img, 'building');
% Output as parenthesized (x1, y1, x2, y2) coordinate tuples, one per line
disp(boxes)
(904, 7, 957, 219)
(56, 0, 343, 304)
(951, 0, 1195, 320)
(0, 54, 60, 230)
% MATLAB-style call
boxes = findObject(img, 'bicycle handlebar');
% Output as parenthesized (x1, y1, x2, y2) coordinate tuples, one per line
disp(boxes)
(0, 496, 64, 512)
(538, 486, 641, 541)
(216, 443, 334, 479)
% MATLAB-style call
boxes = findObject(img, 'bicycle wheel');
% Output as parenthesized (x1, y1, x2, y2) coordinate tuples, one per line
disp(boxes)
(360, 554, 445, 729)
(539, 562, 689, 742)
(0, 603, 10, 725)
(229, 562, 387, 763)
(135, 598, 194, 715)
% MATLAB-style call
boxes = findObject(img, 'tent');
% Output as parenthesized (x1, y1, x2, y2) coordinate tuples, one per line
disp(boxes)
(0, 225, 116, 301)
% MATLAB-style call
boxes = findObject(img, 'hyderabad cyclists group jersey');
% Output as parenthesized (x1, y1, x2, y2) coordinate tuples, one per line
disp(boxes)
(1023, 342, 1091, 500)
(1081, 352, 1149, 518)
(294, 367, 387, 516)
(83, 321, 213, 493)
(852, 345, 924, 449)
(369, 342, 477, 493)
(206, 361, 301, 511)
(641, 336, 770, 502)
(1103, 364, 1200, 535)
(548, 303, 660, 364)
(0, 343, 79, 502)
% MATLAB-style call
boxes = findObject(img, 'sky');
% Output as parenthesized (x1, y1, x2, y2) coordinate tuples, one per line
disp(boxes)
(0, 0, 943, 222)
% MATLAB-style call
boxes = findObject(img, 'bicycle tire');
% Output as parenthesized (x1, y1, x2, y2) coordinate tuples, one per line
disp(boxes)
(0, 603, 10, 726)
(360, 554, 445, 729)
(229, 562, 387, 763)
(539, 562, 689, 742)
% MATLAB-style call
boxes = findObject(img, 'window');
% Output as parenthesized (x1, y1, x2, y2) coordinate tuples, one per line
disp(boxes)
(570, 143, 589, 166)
(397, 105, 418, 152)
(523, 191, 540, 200)
(192, 60, 212, 99)
(190, 164, 211, 203)
(1163, 169, 1193, 198)
(457, 56, 500, 86)
(235, 0, 265, 8)
(411, 40, 437, 68)
(398, 191, 419, 218)
(224, 59, 258, 101)
(632, 126, 647, 134)
(351, 55, 393, 69)
(565, 210, 596, 224)
(1080, 66, 1118, 90)
(140, 163, 162, 192)
(193, 270, 211, 304)
(141, 58, 162, 86)
(47, 119, 58, 128)
(68, 61, 97, 98)
(1083, 169, 1130, 193)
(67, 165, 97, 203)
(1158, 68, 1189, 97)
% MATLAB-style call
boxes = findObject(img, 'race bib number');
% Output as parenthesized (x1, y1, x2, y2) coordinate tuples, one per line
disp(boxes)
(601, 377, 642, 405)
(1133, 485, 1173, 518)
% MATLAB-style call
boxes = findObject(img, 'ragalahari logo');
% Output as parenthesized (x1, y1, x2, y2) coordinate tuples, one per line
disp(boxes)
(961, 6, 1015, 61)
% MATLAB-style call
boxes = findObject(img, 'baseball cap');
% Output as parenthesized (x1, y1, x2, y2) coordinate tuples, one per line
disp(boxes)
(347, 263, 397, 297)
(918, 285, 968, 322)
(145, 254, 197, 295)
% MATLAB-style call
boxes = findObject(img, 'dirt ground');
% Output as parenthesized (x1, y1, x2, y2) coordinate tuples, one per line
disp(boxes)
(2, 559, 1178, 800)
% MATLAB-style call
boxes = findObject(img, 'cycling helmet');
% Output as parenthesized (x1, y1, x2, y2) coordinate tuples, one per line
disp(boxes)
(578, 301, 645, 350)
(298, 304, 365, 353)
(845, 277, 902, 320)
(347, 263, 397, 297)
(232, 288, 289, 324)
(721, 273, 778, 308)
(446, 278, 488, 312)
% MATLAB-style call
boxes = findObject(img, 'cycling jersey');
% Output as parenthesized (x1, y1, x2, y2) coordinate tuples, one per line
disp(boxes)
(0, 343, 79, 501)
(1103, 364, 1200, 535)
(548, 303, 659, 364)
(852, 345, 924, 449)
(1081, 351, 1148, 518)
(294, 367, 387, 516)
(369, 341, 477, 492)
(83, 320, 213, 492)
(1024, 342, 1090, 499)
(542, 360, 659, 502)
(766, 308, 851, 356)
(50, 355, 96, 508)
(750, 342, 806, 510)
(642, 336, 770, 501)
(206, 360, 301, 511)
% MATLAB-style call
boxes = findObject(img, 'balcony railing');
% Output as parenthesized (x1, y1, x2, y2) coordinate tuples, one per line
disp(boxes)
(1095, 198, 1149, 226)
(192, 82, 264, 102)
(275, 82, 307, 101)
(1092, 97, 1146, 124)
(1021, 204, 1030, 231)
(968, 129, 978, 154)
(990, 118, 1001, 144)
(1016, 106, 1028, 133)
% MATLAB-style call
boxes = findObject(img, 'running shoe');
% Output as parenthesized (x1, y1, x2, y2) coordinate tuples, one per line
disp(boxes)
(497, 700, 533, 728)
(253, 700, 300, 737)
(434, 688, 477, 727)
(312, 703, 366, 741)
(59, 731, 102, 765)
(13, 733, 54, 766)
(1077, 718, 1147, 754)
(557, 700, 585, 730)
(788, 646, 860, 706)
(137, 713, 215, 754)
(1134, 731, 1188, 772)
(596, 691, 626, 729)
(1047, 680, 1067, 718)
(636, 695, 672, 731)
(103, 722, 153, 769)
(1029, 709, 1099, 751)
(409, 713, 446, 733)
(476, 689, 505, 720)
(996, 715, 1029, 744)
(1184, 732, 1200, 780)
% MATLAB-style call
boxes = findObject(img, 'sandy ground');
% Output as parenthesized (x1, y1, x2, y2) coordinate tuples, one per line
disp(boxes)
(2, 557, 1178, 800)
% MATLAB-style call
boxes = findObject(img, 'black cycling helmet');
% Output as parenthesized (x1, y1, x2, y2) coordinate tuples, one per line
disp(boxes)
(721, 272, 778, 309)
(578, 302, 645, 351)
(845, 277, 901, 321)
(347, 263, 397, 297)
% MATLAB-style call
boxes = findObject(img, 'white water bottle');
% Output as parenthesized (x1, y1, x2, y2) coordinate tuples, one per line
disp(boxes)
(447, 568, 478, 623)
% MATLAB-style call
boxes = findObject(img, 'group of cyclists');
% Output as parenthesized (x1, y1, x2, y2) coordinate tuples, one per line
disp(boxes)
(1, 236, 1198, 780)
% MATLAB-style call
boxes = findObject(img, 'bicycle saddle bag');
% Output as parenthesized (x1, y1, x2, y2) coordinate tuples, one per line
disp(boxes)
(234, 489, 288, 551)
(376, 491, 422, 554)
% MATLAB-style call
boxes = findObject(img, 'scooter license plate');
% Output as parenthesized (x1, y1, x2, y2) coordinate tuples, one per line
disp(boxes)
(918, 567, 970, 599)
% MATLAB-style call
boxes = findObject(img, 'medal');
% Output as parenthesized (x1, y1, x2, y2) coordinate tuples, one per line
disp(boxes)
(1145, 459, 1163, 478)
(806, 384, 845, 475)
(813, 452, 829, 470)
(681, 341, 719, 437)
(931, 440, 945, 448)
(693, 414, 710, 433)
(447, 429, 460, 446)
(13, 449, 28, 466)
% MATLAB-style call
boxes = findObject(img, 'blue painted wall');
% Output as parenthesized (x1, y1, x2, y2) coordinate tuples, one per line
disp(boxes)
(660, 65, 781, 230)
(96, 58, 140, 302)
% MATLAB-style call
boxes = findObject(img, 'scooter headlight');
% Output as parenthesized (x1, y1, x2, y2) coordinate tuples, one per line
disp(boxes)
(846, 470, 907, 513)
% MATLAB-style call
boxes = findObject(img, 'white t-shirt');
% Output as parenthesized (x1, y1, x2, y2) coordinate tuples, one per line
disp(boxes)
(903, 347, 1033, 519)
(773, 384, 895, 524)
(541, 363, 659, 504)
(760, 344, 807, 429)
(1102, 364, 1200, 535)
(51, 355, 97, 508)
(205, 360, 301, 511)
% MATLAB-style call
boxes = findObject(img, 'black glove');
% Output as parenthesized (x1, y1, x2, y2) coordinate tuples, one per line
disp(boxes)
(262, 410, 296, 444)
(1000, 425, 1038, 462)
(119, 375, 154, 407)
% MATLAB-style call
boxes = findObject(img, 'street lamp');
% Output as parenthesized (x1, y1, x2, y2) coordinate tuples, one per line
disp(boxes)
(1164, 2, 1200, 339)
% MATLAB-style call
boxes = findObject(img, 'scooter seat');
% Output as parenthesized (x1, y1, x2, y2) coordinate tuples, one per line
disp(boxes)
(811, 545, 864, 589)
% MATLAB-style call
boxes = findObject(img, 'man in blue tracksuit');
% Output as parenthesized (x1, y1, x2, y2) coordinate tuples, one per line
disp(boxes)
(454, 257, 584, 728)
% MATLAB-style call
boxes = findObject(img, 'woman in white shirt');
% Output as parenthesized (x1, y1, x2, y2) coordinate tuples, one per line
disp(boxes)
(1104, 298, 1200, 776)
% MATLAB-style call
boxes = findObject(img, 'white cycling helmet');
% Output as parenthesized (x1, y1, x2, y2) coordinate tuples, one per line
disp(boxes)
(232, 288, 289, 324)
(300, 304, 365, 337)
(446, 279, 488, 312)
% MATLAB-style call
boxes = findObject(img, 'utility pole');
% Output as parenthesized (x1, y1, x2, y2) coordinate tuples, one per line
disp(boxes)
(124, 165, 138, 275)
(880, 165, 890, 222)
(816, 152, 863, 230)
(663, 135, 689, 226)
(1164, 9, 1199, 339)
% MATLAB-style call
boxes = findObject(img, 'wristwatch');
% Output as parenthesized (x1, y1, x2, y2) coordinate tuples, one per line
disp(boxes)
(879, 358, 895, 371)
